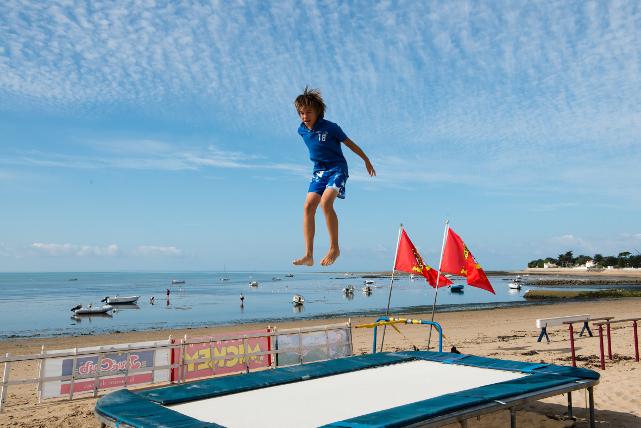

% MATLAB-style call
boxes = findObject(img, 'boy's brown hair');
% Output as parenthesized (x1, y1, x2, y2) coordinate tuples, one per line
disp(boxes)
(294, 86, 326, 119)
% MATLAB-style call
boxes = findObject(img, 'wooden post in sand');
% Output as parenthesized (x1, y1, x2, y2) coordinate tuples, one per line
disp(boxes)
(0, 352, 10, 412)
(633, 320, 639, 362)
(597, 324, 606, 370)
(606, 319, 613, 360)
(37, 345, 45, 403)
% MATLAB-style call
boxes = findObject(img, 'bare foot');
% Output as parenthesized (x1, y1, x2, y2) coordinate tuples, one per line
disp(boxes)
(293, 255, 314, 266)
(320, 248, 340, 266)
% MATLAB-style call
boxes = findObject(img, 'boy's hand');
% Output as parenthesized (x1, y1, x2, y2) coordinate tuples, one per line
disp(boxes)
(365, 160, 376, 177)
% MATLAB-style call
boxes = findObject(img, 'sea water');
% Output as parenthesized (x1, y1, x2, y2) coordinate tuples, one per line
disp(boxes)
(0, 271, 536, 339)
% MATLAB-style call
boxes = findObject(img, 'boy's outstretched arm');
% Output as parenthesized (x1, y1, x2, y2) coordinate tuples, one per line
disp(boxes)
(343, 138, 376, 177)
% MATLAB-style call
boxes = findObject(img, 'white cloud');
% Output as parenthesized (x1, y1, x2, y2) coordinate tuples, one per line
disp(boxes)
(31, 242, 120, 257)
(1, 140, 308, 178)
(134, 245, 182, 257)
(546, 233, 641, 256)
(1, 1, 641, 199)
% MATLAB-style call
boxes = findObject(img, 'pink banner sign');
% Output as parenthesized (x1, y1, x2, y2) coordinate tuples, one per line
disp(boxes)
(173, 329, 271, 381)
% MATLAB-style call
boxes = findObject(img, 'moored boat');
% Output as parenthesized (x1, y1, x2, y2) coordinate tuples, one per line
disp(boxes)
(101, 295, 140, 305)
(171, 279, 186, 284)
(450, 284, 464, 293)
(508, 281, 522, 290)
(71, 304, 113, 316)
(292, 294, 305, 305)
(249, 281, 259, 287)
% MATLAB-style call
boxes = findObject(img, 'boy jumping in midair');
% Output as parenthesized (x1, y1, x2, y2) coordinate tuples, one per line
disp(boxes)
(293, 87, 376, 267)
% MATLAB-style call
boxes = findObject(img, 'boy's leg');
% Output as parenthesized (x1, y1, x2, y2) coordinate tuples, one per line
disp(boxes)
(320, 188, 340, 266)
(293, 192, 321, 266)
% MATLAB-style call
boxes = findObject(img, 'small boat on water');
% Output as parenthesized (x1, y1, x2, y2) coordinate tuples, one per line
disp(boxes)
(172, 279, 186, 284)
(249, 281, 259, 287)
(285, 274, 294, 278)
(343, 284, 355, 295)
(71, 304, 113, 316)
(508, 276, 523, 290)
(220, 277, 230, 281)
(450, 284, 464, 293)
(508, 281, 522, 290)
(363, 280, 375, 285)
(362, 285, 373, 294)
(292, 294, 305, 305)
(272, 277, 282, 281)
(101, 295, 140, 305)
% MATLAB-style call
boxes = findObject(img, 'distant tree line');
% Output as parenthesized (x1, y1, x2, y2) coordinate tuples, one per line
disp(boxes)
(528, 251, 641, 268)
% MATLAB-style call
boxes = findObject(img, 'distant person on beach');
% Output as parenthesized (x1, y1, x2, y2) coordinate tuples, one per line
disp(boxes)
(150, 296, 155, 305)
(166, 288, 170, 297)
(240, 293, 245, 305)
(292, 87, 376, 267)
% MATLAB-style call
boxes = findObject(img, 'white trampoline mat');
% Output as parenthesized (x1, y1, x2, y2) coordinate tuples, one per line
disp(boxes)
(168, 360, 526, 428)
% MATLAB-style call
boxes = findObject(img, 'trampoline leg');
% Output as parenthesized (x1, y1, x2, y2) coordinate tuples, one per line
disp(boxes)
(588, 386, 595, 428)
(567, 391, 573, 419)
(510, 407, 517, 428)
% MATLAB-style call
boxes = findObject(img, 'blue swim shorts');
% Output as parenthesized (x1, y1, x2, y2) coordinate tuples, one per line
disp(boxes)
(308, 167, 348, 199)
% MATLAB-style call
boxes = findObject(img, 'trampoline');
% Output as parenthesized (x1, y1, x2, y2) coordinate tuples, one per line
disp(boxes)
(95, 351, 599, 428)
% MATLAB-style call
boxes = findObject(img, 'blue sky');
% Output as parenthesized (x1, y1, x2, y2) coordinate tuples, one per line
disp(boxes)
(1, 0, 641, 272)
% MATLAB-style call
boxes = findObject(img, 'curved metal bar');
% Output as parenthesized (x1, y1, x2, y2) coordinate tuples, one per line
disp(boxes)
(372, 317, 443, 353)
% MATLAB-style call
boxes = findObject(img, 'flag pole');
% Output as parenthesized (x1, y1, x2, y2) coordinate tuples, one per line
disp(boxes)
(427, 219, 450, 350)
(380, 224, 403, 352)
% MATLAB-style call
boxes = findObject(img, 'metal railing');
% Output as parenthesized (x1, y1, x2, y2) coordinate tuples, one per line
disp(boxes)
(0, 321, 352, 412)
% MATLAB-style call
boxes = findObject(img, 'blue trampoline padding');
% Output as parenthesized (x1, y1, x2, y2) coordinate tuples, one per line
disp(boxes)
(322, 373, 581, 428)
(95, 389, 221, 428)
(95, 351, 599, 428)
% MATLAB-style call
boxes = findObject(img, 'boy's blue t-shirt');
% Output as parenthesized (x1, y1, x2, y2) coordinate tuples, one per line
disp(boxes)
(298, 118, 349, 174)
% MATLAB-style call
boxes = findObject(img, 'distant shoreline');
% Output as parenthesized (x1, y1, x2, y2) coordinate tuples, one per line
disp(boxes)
(518, 267, 641, 278)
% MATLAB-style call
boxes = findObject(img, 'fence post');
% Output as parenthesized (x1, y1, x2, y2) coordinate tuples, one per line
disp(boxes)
(243, 335, 250, 373)
(37, 345, 45, 403)
(69, 347, 78, 400)
(271, 327, 278, 368)
(180, 336, 187, 383)
(0, 352, 11, 412)
(123, 344, 131, 388)
(298, 328, 303, 365)
(325, 327, 330, 361)
(209, 338, 216, 378)
(606, 320, 613, 360)
(150, 344, 157, 385)
(598, 324, 605, 370)
(93, 347, 104, 397)
(633, 320, 639, 363)
(348, 319, 354, 356)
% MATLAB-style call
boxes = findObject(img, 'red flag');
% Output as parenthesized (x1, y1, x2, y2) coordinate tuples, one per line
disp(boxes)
(439, 228, 495, 294)
(394, 229, 452, 288)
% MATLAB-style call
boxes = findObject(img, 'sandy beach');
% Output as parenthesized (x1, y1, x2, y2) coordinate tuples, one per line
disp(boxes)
(1, 298, 640, 427)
